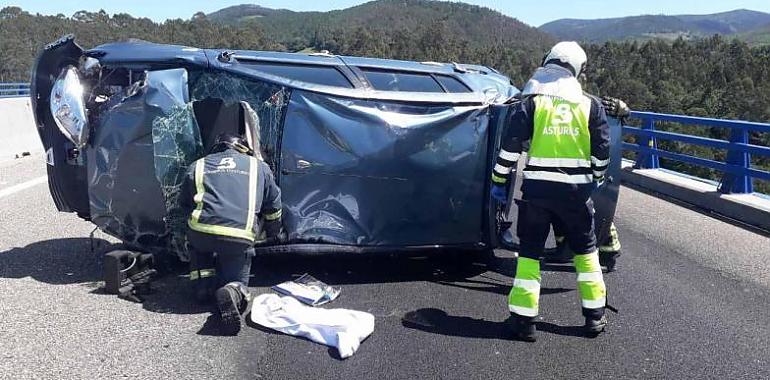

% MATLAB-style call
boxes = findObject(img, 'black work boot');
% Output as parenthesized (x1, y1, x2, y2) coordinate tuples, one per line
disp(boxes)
(506, 314, 536, 342)
(584, 315, 608, 337)
(599, 250, 621, 272)
(215, 282, 250, 335)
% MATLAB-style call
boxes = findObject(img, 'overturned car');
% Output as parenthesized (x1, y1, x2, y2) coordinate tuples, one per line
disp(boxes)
(31, 36, 621, 261)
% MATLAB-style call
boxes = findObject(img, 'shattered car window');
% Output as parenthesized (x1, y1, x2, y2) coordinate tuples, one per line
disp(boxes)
(189, 71, 291, 167)
(152, 103, 203, 260)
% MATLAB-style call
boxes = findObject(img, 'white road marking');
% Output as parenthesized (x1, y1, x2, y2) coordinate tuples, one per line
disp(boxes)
(0, 176, 47, 199)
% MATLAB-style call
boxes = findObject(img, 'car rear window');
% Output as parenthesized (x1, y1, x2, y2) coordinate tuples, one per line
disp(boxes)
(244, 61, 353, 88)
(361, 69, 444, 93)
(435, 75, 472, 93)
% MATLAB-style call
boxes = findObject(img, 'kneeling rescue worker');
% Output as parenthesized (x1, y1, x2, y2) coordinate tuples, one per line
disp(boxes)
(182, 133, 283, 335)
(491, 41, 610, 341)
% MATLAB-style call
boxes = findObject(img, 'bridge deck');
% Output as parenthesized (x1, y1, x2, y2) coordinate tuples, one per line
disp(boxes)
(0, 155, 768, 379)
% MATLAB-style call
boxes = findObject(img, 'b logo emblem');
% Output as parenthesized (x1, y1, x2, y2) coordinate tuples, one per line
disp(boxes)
(216, 157, 236, 170)
(553, 104, 574, 125)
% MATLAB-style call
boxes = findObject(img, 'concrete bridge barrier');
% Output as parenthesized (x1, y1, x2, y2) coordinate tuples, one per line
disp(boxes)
(0, 97, 42, 161)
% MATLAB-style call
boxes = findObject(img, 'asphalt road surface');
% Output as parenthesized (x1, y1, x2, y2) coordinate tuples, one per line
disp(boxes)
(1, 155, 769, 379)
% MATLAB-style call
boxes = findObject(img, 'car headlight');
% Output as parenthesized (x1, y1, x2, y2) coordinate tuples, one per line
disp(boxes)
(50, 66, 88, 148)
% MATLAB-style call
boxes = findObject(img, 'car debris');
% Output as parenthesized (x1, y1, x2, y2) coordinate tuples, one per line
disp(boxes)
(272, 273, 341, 306)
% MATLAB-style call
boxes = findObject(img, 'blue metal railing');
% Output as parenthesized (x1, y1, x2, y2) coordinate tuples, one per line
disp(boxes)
(622, 111, 770, 194)
(0, 82, 30, 98)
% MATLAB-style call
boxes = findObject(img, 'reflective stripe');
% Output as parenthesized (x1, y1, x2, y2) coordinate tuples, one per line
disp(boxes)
(190, 268, 216, 280)
(509, 304, 538, 317)
(599, 243, 621, 252)
(494, 163, 513, 175)
(600, 224, 621, 252)
(575, 251, 606, 307)
(592, 156, 610, 167)
(577, 272, 604, 283)
(188, 157, 258, 242)
(245, 157, 258, 234)
(265, 208, 282, 221)
(574, 251, 601, 272)
(188, 222, 257, 241)
(527, 156, 591, 168)
(491, 173, 507, 184)
(508, 257, 540, 317)
(582, 297, 606, 309)
(499, 149, 520, 162)
(593, 170, 606, 178)
(523, 171, 592, 184)
(513, 278, 541, 292)
(190, 160, 205, 223)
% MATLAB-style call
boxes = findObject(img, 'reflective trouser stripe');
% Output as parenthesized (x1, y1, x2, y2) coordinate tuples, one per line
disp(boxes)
(264, 209, 282, 221)
(574, 251, 606, 310)
(491, 173, 507, 184)
(582, 298, 607, 309)
(508, 257, 541, 317)
(509, 304, 538, 317)
(190, 268, 216, 280)
(599, 242, 621, 252)
(599, 223, 621, 252)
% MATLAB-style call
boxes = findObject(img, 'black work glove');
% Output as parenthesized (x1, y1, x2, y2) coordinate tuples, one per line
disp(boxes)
(601, 96, 630, 119)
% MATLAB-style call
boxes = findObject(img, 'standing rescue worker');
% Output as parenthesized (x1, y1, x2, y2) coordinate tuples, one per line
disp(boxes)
(181, 133, 283, 335)
(549, 96, 630, 271)
(491, 41, 609, 341)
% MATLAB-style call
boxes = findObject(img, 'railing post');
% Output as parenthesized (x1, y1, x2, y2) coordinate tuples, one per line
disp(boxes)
(634, 118, 659, 169)
(719, 128, 753, 194)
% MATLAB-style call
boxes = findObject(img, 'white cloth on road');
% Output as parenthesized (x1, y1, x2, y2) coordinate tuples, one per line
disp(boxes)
(250, 293, 375, 358)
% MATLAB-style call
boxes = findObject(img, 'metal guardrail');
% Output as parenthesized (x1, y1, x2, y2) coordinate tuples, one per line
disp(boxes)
(0, 82, 30, 98)
(622, 111, 770, 194)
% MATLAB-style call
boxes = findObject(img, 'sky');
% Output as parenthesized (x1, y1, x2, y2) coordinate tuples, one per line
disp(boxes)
(3, 0, 770, 27)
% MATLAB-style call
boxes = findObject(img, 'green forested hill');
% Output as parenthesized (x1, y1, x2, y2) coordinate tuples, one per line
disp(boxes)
(742, 25, 770, 46)
(208, 0, 553, 52)
(540, 9, 770, 44)
(0, 7, 278, 82)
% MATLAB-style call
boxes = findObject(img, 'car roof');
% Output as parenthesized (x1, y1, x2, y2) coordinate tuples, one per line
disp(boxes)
(87, 40, 518, 103)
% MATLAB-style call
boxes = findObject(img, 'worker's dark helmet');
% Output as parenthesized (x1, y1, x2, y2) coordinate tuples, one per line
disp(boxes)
(211, 133, 253, 155)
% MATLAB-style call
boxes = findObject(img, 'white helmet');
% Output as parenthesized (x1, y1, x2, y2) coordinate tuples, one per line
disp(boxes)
(542, 41, 587, 78)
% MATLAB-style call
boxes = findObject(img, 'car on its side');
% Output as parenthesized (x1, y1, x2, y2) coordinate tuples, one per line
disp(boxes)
(31, 35, 621, 261)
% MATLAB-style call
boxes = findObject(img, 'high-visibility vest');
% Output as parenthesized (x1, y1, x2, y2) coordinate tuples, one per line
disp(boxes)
(188, 150, 259, 242)
(523, 95, 593, 185)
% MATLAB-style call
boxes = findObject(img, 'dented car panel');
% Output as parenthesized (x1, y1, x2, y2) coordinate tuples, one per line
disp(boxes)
(31, 37, 620, 260)
(280, 91, 490, 246)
